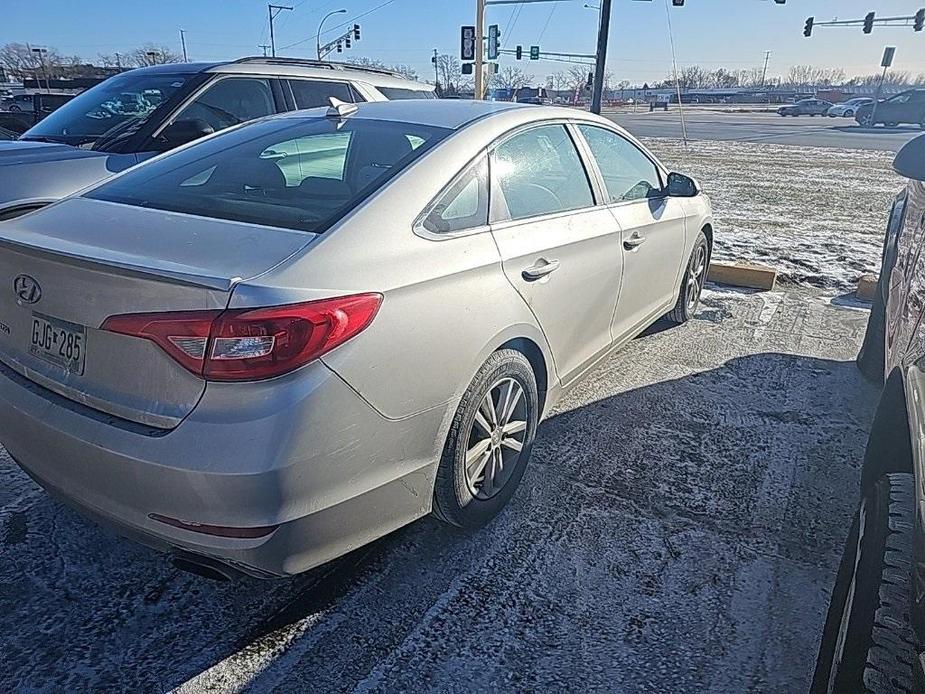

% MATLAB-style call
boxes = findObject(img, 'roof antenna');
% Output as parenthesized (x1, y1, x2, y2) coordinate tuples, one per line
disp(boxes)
(326, 97, 358, 119)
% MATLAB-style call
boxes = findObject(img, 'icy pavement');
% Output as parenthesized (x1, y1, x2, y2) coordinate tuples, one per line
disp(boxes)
(0, 287, 879, 692)
(646, 138, 902, 291)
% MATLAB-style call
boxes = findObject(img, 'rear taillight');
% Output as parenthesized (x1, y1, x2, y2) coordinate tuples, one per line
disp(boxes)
(101, 293, 382, 382)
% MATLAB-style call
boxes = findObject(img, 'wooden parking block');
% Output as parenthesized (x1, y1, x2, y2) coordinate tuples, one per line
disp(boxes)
(707, 262, 778, 291)
(856, 274, 879, 302)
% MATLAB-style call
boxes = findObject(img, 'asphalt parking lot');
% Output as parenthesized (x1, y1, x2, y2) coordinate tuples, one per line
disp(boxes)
(607, 108, 922, 151)
(0, 285, 880, 692)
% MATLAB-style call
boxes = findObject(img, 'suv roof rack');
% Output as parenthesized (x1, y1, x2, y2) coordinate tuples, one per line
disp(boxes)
(231, 56, 405, 79)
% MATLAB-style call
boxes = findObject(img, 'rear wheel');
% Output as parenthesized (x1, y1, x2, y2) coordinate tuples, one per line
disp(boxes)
(845, 110, 855, 118)
(859, 112, 875, 127)
(432, 349, 538, 529)
(665, 231, 709, 325)
(885, 122, 898, 128)
(810, 474, 917, 693)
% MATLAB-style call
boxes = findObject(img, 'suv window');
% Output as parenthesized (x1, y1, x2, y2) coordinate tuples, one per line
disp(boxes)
(578, 125, 662, 203)
(492, 124, 594, 221)
(889, 94, 912, 104)
(263, 132, 351, 186)
(422, 155, 489, 233)
(377, 87, 436, 100)
(288, 79, 359, 109)
(173, 77, 276, 133)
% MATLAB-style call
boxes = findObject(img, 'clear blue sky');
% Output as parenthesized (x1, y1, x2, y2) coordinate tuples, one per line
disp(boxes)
(3, 0, 923, 83)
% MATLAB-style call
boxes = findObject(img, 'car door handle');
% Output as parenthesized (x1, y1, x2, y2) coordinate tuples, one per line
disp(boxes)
(522, 258, 560, 281)
(623, 235, 647, 251)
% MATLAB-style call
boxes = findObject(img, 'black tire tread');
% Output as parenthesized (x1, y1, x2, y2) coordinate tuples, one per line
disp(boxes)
(861, 474, 917, 693)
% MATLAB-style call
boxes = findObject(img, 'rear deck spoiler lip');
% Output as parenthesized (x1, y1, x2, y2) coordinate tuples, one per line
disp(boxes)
(0, 236, 240, 292)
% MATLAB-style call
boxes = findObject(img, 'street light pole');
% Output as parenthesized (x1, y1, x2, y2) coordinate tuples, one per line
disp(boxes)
(180, 29, 188, 62)
(590, 0, 612, 114)
(433, 48, 440, 90)
(317, 9, 348, 60)
(268, 4, 293, 57)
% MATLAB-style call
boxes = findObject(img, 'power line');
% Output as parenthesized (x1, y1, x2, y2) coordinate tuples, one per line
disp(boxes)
(279, 0, 400, 50)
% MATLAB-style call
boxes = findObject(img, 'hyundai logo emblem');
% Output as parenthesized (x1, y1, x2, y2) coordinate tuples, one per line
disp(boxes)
(13, 274, 41, 305)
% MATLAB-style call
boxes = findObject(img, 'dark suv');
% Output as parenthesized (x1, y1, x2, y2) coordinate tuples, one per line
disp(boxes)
(812, 134, 925, 692)
(855, 88, 925, 129)
(0, 57, 434, 220)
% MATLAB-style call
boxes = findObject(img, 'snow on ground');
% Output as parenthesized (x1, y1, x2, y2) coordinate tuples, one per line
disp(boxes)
(645, 138, 902, 291)
(0, 287, 879, 692)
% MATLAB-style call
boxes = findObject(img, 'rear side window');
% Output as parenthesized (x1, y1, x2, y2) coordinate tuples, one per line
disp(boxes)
(578, 125, 662, 203)
(174, 77, 276, 133)
(378, 87, 436, 100)
(88, 117, 450, 233)
(422, 155, 489, 233)
(289, 80, 359, 109)
(491, 124, 594, 222)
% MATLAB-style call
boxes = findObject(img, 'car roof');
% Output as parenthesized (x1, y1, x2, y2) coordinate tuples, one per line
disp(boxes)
(274, 99, 615, 132)
(123, 58, 433, 90)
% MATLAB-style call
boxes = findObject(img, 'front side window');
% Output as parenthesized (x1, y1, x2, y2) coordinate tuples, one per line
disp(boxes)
(289, 80, 358, 109)
(578, 125, 662, 203)
(88, 117, 450, 233)
(173, 77, 276, 133)
(889, 94, 911, 104)
(491, 124, 594, 222)
(422, 155, 489, 233)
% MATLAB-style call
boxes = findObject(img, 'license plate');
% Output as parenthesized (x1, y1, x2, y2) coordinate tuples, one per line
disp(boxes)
(30, 312, 85, 375)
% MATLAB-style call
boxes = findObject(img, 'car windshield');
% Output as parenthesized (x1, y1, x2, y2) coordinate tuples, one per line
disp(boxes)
(22, 71, 193, 147)
(87, 116, 450, 233)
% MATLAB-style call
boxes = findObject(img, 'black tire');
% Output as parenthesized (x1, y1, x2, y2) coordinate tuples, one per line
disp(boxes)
(846, 110, 855, 118)
(886, 122, 898, 129)
(857, 283, 887, 384)
(665, 231, 709, 325)
(432, 349, 538, 529)
(8, 104, 20, 113)
(811, 473, 917, 694)
(859, 112, 875, 127)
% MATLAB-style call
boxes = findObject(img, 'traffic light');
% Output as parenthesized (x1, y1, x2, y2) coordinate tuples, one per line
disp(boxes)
(803, 17, 814, 37)
(515, 45, 522, 60)
(672, 0, 684, 6)
(773, 0, 786, 4)
(353, 24, 360, 41)
(915, 9, 924, 32)
(863, 12, 875, 34)
(530, 45, 540, 60)
(345, 36, 352, 49)
(336, 41, 343, 53)
(587, 71, 594, 90)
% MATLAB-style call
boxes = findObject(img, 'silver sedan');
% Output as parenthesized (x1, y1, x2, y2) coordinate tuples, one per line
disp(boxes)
(0, 100, 713, 578)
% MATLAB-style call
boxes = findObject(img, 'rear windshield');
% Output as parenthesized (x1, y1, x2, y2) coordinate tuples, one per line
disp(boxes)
(378, 87, 436, 100)
(88, 116, 450, 233)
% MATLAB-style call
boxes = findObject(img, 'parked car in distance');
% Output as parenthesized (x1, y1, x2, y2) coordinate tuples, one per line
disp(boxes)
(0, 56, 435, 221)
(812, 133, 925, 692)
(1, 94, 35, 113)
(855, 88, 925, 129)
(0, 100, 712, 580)
(777, 98, 834, 117)
(827, 97, 874, 118)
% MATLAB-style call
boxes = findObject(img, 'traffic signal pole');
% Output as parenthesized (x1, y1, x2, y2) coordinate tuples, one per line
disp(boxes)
(590, 0, 612, 114)
(475, 0, 486, 99)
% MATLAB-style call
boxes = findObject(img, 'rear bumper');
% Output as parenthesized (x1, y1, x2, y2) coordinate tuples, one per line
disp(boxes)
(0, 360, 447, 577)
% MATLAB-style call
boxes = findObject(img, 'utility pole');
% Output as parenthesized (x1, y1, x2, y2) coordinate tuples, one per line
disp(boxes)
(870, 46, 896, 125)
(268, 4, 293, 57)
(179, 29, 188, 62)
(475, 0, 485, 100)
(259, 44, 271, 57)
(590, 0, 612, 114)
(433, 48, 440, 90)
(761, 50, 771, 86)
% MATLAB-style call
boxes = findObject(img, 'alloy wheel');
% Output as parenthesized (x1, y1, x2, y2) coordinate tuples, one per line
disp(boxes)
(686, 243, 707, 312)
(464, 377, 528, 500)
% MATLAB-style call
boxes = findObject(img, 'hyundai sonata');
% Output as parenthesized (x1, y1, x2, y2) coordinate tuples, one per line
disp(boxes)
(0, 100, 713, 578)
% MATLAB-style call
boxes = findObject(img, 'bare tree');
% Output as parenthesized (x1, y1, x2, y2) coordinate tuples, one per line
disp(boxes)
(434, 54, 471, 94)
(130, 44, 181, 67)
(566, 65, 589, 93)
(0, 42, 80, 80)
(345, 56, 419, 82)
(491, 66, 532, 92)
(548, 71, 570, 93)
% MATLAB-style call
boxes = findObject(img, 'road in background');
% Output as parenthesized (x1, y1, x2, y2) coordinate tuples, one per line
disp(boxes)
(0, 287, 878, 692)
(607, 108, 921, 151)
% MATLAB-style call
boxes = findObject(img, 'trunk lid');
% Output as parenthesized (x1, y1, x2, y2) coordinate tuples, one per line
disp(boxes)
(0, 197, 315, 428)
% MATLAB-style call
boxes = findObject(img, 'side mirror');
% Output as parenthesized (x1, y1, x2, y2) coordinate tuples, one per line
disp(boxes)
(158, 118, 214, 149)
(666, 171, 699, 197)
(894, 134, 925, 182)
